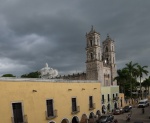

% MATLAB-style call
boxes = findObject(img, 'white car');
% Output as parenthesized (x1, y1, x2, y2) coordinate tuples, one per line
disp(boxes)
(138, 99, 149, 108)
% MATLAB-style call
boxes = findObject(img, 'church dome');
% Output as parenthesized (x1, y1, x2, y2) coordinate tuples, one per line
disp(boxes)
(39, 63, 58, 79)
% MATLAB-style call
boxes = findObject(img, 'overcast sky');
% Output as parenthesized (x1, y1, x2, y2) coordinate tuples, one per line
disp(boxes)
(0, 0, 150, 77)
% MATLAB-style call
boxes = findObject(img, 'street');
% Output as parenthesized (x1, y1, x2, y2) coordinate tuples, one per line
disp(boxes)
(113, 106, 150, 123)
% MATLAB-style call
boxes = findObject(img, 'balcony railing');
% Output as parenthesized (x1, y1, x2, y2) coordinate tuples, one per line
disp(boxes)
(45, 110, 58, 120)
(89, 103, 96, 110)
(71, 106, 80, 114)
(11, 115, 28, 123)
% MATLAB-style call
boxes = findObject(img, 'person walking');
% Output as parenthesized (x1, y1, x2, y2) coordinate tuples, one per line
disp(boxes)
(142, 107, 145, 114)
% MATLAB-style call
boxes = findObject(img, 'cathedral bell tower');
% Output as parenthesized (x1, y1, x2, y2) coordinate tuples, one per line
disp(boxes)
(102, 34, 117, 85)
(86, 26, 103, 82)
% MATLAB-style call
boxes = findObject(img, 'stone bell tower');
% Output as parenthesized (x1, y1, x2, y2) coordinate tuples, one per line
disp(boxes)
(86, 26, 104, 82)
(102, 34, 117, 85)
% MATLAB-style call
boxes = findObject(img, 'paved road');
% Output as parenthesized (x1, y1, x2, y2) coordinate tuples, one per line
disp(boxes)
(113, 106, 150, 123)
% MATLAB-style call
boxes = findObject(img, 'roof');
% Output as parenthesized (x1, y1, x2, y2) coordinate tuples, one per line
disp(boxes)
(103, 34, 114, 43)
(0, 77, 100, 83)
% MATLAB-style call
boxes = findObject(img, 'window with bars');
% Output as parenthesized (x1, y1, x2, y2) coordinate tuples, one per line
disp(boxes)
(89, 96, 93, 108)
(12, 102, 23, 123)
(46, 99, 54, 117)
(102, 95, 104, 102)
(113, 94, 115, 100)
(108, 94, 110, 102)
(72, 98, 77, 112)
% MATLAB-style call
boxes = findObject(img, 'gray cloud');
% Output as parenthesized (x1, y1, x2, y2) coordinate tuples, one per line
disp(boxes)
(0, 0, 150, 77)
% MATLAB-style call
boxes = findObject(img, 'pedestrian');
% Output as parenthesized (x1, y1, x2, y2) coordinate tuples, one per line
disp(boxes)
(126, 114, 131, 122)
(142, 107, 145, 114)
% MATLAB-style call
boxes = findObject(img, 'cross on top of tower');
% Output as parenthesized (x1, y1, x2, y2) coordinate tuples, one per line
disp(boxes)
(88, 25, 100, 35)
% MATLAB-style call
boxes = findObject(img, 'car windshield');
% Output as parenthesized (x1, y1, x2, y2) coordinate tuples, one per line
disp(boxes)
(100, 116, 107, 120)
(139, 102, 144, 104)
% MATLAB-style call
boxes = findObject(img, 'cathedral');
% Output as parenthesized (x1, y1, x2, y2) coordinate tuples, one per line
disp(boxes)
(57, 26, 117, 86)
(86, 26, 117, 86)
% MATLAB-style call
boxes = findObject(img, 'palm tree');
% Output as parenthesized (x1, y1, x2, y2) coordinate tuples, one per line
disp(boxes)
(142, 79, 148, 98)
(125, 61, 138, 99)
(114, 68, 129, 94)
(137, 65, 149, 99)
(146, 76, 150, 95)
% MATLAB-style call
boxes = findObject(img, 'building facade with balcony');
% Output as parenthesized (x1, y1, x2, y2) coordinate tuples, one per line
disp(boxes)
(101, 86, 125, 113)
(0, 78, 101, 123)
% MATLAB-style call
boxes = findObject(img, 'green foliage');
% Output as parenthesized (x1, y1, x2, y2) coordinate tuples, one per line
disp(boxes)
(115, 61, 149, 98)
(21, 71, 40, 78)
(2, 74, 16, 77)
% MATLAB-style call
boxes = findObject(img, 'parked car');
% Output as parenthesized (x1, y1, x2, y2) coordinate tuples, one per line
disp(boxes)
(113, 108, 124, 115)
(123, 105, 132, 112)
(98, 114, 114, 123)
(138, 99, 149, 108)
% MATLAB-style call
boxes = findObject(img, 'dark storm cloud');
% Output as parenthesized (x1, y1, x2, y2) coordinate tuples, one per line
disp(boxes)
(0, 0, 150, 77)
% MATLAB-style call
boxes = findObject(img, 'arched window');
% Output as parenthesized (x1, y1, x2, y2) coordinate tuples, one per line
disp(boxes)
(112, 46, 113, 51)
(90, 40, 92, 46)
(106, 58, 109, 64)
(89, 112, 95, 118)
(91, 53, 93, 59)
(72, 116, 79, 123)
(61, 118, 69, 123)
(105, 46, 108, 52)
(80, 114, 88, 123)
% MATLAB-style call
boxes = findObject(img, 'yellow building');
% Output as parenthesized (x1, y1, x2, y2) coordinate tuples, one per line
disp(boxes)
(0, 78, 101, 123)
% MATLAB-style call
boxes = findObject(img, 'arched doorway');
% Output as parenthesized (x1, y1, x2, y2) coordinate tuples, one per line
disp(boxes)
(72, 116, 79, 123)
(102, 105, 106, 114)
(88, 112, 96, 123)
(89, 112, 94, 119)
(61, 118, 69, 123)
(80, 114, 88, 123)
(114, 102, 117, 109)
(96, 110, 101, 117)
(96, 110, 101, 121)
(107, 104, 110, 112)
(49, 121, 55, 123)
(88, 112, 95, 123)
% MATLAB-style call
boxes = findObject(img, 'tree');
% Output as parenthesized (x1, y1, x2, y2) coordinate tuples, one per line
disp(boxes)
(114, 68, 129, 93)
(21, 71, 40, 78)
(137, 65, 149, 98)
(2, 74, 16, 77)
(142, 78, 150, 98)
(125, 61, 138, 99)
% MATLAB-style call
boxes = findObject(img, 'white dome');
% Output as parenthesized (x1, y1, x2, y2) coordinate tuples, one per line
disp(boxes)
(39, 63, 58, 79)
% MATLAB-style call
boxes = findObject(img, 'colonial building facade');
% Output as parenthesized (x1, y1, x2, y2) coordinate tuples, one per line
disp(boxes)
(0, 78, 101, 123)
